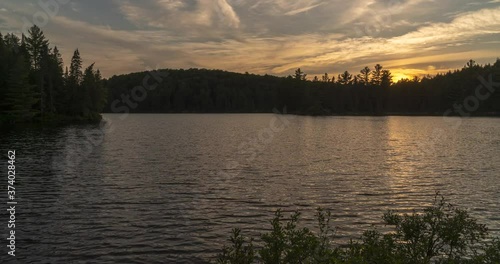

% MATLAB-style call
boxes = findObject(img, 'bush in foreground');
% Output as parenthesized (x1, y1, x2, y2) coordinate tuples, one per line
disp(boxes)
(216, 194, 500, 263)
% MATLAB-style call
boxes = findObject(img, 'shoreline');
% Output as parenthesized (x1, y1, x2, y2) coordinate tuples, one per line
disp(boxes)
(0, 114, 103, 129)
(100, 111, 500, 117)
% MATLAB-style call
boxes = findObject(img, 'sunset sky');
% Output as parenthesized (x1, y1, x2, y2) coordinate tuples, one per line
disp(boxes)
(0, 0, 499, 80)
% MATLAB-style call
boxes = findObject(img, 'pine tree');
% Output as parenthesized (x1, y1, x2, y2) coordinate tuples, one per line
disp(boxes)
(50, 46, 66, 114)
(360, 66, 371, 85)
(91, 69, 107, 113)
(338, 71, 353, 85)
(1, 28, 106, 123)
(69, 49, 83, 84)
(321, 73, 330, 82)
(294, 68, 307, 81)
(26, 25, 49, 115)
(41, 44, 53, 113)
(381, 70, 393, 89)
(26, 25, 48, 70)
(371, 64, 383, 86)
(68, 50, 105, 117)
(3, 34, 20, 52)
(465, 59, 476, 69)
(67, 49, 83, 115)
(81, 63, 97, 115)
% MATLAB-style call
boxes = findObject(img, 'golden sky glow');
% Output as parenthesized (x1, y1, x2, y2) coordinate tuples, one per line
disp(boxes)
(0, 0, 499, 79)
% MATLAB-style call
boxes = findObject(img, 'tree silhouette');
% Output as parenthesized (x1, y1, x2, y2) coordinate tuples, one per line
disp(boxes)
(321, 73, 330, 82)
(371, 64, 383, 86)
(104, 59, 500, 116)
(3, 27, 498, 122)
(359, 66, 371, 85)
(26, 25, 49, 115)
(3, 54, 38, 120)
(381, 70, 393, 89)
(0, 26, 107, 124)
(338, 71, 353, 85)
(465, 59, 476, 69)
(294, 68, 307, 81)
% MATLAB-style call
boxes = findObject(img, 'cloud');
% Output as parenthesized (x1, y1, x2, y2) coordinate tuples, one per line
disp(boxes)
(118, 0, 240, 31)
(391, 7, 500, 45)
(215, 0, 240, 27)
(247, 0, 325, 16)
(35, 5, 498, 80)
(339, 0, 437, 28)
(1, 0, 498, 80)
(265, 7, 500, 73)
(284, 3, 324, 16)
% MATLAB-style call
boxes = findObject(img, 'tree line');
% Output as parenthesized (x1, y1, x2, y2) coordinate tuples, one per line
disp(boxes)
(0, 25, 107, 125)
(1, 26, 498, 121)
(105, 60, 500, 116)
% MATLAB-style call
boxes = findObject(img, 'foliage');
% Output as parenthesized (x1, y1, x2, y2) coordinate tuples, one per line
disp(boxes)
(0, 25, 106, 125)
(217, 229, 255, 264)
(382, 195, 488, 262)
(105, 60, 500, 116)
(2, 54, 38, 121)
(216, 194, 500, 263)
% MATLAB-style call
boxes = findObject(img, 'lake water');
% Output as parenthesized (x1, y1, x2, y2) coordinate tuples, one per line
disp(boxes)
(1, 114, 499, 263)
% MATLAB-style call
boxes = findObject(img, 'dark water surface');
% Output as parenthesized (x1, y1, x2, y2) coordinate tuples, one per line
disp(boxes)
(1, 114, 499, 263)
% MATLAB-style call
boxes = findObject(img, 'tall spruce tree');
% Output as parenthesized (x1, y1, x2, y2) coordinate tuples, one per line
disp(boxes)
(360, 66, 371, 86)
(371, 64, 383, 86)
(68, 49, 84, 115)
(50, 46, 66, 114)
(26, 25, 49, 115)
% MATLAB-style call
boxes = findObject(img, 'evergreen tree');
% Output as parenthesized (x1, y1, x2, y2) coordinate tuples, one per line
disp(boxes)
(465, 59, 476, 69)
(26, 25, 49, 115)
(67, 49, 83, 115)
(26, 25, 48, 71)
(0, 27, 106, 124)
(102, 60, 500, 116)
(338, 71, 353, 85)
(371, 64, 383, 86)
(359, 66, 371, 85)
(294, 68, 307, 81)
(69, 49, 83, 84)
(381, 70, 393, 89)
(93, 69, 107, 113)
(321, 73, 330, 82)
(3, 34, 20, 52)
(81, 64, 107, 115)
(50, 46, 66, 113)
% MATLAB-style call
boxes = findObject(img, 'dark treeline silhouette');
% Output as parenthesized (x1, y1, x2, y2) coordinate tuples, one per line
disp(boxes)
(0, 25, 107, 125)
(105, 60, 500, 116)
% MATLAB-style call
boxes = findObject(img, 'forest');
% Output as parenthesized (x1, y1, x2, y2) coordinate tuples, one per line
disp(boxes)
(1, 26, 499, 123)
(106, 60, 500, 116)
(0, 25, 107, 125)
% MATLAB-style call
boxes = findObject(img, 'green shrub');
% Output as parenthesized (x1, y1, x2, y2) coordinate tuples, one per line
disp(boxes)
(217, 229, 255, 264)
(216, 194, 499, 264)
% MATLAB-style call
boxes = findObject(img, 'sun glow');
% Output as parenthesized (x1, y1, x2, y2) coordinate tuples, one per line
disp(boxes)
(392, 72, 414, 82)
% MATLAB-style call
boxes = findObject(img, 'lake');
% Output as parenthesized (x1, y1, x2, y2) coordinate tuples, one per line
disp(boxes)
(1, 114, 499, 263)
